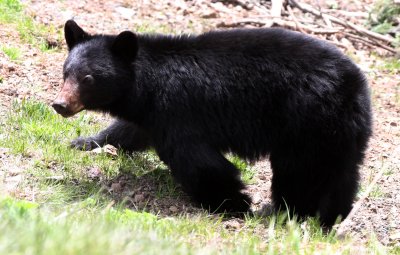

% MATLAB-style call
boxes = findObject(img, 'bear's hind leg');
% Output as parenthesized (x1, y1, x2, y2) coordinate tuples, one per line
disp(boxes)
(270, 151, 359, 228)
(158, 143, 251, 214)
(316, 161, 360, 227)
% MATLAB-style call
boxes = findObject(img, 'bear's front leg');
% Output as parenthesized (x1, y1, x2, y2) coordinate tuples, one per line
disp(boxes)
(158, 142, 252, 214)
(71, 119, 151, 152)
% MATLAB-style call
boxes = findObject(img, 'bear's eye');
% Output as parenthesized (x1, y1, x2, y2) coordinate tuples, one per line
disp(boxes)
(82, 75, 94, 85)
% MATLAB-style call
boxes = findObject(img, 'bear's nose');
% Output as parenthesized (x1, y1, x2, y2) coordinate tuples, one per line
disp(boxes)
(52, 102, 67, 114)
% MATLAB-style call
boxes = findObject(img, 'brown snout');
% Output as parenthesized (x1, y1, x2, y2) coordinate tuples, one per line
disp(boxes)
(52, 79, 84, 118)
(52, 101, 69, 116)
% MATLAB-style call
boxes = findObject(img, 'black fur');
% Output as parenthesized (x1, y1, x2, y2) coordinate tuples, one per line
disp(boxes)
(60, 20, 372, 227)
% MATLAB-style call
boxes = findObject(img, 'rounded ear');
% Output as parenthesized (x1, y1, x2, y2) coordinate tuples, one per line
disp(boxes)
(111, 31, 138, 62)
(64, 20, 89, 50)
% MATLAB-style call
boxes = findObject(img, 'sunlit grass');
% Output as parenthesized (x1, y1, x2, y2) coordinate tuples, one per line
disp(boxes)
(0, 0, 62, 51)
(1, 195, 376, 255)
(1, 45, 22, 61)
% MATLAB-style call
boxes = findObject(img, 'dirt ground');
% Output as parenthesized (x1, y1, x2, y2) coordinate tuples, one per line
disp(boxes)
(0, 0, 399, 246)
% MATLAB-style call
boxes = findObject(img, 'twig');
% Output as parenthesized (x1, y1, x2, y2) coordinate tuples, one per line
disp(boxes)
(325, 10, 369, 18)
(344, 32, 398, 53)
(217, 0, 254, 10)
(289, 0, 394, 45)
(216, 18, 348, 50)
(345, 34, 379, 50)
(287, 5, 306, 33)
(325, 39, 350, 50)
(217, 18, 343, 35)
(216, 19, 270, 28)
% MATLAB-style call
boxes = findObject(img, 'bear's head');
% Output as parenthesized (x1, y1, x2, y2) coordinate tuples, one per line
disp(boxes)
(52, 20, 138, 117)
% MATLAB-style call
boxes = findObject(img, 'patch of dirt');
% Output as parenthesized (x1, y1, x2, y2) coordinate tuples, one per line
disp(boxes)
(0, 0, 399, 246)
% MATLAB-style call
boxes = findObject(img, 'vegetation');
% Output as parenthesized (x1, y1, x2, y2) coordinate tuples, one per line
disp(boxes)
(0, 194, 382, 255)
(0, 0, 62, 51)
(1, 45, 22, 61)
(368, 0, 400, 47)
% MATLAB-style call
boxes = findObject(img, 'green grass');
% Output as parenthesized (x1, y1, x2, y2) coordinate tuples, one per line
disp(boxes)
(369, 186, 385, 198)
(1, 100, 397, 254)
(369, 0, 400, 36)
(1, 45, 22, 61)
(1, 100, 125, 177)
(0, 0, 22, 23)
(0, 100, 173, 202)
(0, 0, 62, 51)
(0, 196, 369, 255)
(228, 154, 256, 184)
(381, 58, 400, 74)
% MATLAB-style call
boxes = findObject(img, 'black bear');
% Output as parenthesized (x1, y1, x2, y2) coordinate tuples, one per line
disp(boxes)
(52, 20, 372, 228)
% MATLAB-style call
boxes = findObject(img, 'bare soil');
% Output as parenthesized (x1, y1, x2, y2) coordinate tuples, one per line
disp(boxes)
(0, 0, 399, 246)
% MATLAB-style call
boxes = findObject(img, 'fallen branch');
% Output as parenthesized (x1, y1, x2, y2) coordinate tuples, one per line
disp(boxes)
(289, 0, 395, 45)
(344, 32, 398, 53)
(287, 5, 306, 33)
(217, 18, 349, 50)
(325, 10, 370, 18)
(217, 1, 397, 53)
(216, 19, 270, 28)
(217, 18, 343, 34)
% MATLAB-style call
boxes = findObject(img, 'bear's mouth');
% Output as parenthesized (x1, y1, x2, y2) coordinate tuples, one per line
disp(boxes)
(52, 101, 84, 118)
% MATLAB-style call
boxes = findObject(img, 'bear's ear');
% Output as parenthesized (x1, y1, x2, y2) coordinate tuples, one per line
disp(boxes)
(64, 20, 89, 50)
(111, 31, 138, 62)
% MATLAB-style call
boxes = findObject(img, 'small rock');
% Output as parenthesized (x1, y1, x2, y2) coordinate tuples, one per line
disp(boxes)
(169, 206, 179, 213)
(115, 7, 135, 20)
(133, 194, 145, 203)
(61, 10, 74, 21)
(258, 174, 267, 180)
(201, 11, 218, 19)
(87, 167, 103, 179)
(5, 175, 23, 191)
(8, 65, 16, 72)
(235, 5, 242, 11)
(91, 144, 118, 157)
(390, 231, 400, 242)
(224, 220, 241, 230)
(111, 182, 122, 192)
(252, 192, 262, 204)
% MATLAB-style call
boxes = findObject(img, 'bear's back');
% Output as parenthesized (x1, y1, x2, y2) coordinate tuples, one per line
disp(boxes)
(135, 28, 370, 159)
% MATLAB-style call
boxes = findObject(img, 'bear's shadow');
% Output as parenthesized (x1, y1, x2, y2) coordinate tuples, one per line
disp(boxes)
(82, 152, 202, 216)
(55, 151, 274, 218)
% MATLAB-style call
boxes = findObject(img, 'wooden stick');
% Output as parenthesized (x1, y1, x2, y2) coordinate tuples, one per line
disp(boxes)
(344, 32, 398, 53)
(216, 18, 343, 35)
(289, 0, 394, 45)
(325, 10, 369, 18)
(287, 5, 306, 33)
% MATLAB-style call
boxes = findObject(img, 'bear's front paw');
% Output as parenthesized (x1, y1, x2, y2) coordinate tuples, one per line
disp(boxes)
(70, 137, 100, 151)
